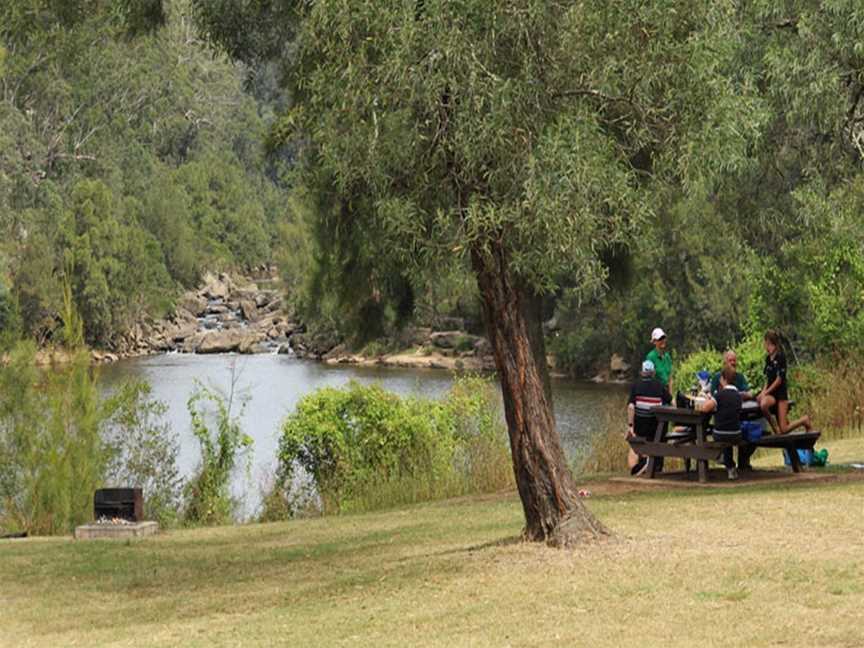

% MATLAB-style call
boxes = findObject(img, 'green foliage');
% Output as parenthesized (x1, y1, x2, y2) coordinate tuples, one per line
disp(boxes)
(275, 377, 511, 515)
(184, 381, 253, 525)
(548, 328, 609, 378)
(672, 349, 723, 395)
(0, 343, 105, 535)
(0, 342, 181, 534)
(60, 259, 85, 349)
(0, 277, 21, 350)
(672, 334, 766, 395)
(103, 380, 183, 528)
(268, 1, 761, 296)
(0, 0, 290, 345)
(453, 335, 475, 354)
(748, 178, 864, 356)
(193, 0, 864, 456)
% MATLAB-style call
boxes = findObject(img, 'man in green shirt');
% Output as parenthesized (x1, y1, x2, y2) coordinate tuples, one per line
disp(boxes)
(710, 350, 753, 399)
(645, 327, 673, 391)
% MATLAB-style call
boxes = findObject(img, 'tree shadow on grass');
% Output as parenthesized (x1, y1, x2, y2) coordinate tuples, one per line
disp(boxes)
(408, 535, 523, 561)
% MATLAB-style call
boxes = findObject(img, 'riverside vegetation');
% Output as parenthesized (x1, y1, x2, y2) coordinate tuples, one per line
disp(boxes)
(2, 3, 863, 384)
(265, 377, 512, 519)
(0, 346, 512, 535)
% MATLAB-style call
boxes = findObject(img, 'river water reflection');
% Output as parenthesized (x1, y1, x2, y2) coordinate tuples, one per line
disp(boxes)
(101, 353, 627, 517)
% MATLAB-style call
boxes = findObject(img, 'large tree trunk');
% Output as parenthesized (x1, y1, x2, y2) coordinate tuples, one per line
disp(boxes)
(472, 242, 608, 547)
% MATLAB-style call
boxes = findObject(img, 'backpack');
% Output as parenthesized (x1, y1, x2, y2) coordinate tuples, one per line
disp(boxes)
(783, 448, 814, 467)
(741, 420, 763, 443)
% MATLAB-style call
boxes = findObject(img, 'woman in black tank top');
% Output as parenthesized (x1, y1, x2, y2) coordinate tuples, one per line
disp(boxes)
(757, 330, 812, 435)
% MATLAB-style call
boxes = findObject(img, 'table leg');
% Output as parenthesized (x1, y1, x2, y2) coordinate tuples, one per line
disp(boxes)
(696, 423, 708, 483)
(788, 447, 802, 473)
(646, 419, 666, 479)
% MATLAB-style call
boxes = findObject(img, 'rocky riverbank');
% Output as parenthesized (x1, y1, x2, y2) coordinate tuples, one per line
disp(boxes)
(98, 272, 499, 372)
(105, 271, 299, 360)
(17, 271, 632, 381)
(92, 271, 632, 380)
(315, 329, 497, 372)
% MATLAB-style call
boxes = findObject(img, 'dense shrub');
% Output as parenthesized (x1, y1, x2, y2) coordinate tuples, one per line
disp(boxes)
(548, 328, 609, 378)
(749, 182, 864, 357)
(671, 334, 765, 395)
(272, 377, 511, 516)
(0, 3, 288, 346)
(0, 279, 20, 351)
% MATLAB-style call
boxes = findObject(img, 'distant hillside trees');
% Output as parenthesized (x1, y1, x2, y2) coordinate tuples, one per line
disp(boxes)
(0, 0, 291, 346)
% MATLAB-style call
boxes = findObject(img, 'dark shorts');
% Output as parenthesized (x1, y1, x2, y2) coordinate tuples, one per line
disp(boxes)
(769, 384, 789, 403)
(712, 429, 742, 443)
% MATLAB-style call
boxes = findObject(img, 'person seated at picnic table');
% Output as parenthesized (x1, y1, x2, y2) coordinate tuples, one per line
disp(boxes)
(710, 349, 753, 400)
(626, 359, 672, 476)
(757, 330, 813, 435)
(700, 365, 742, 480)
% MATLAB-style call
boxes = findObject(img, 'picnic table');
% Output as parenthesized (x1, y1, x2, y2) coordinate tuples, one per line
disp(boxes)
(629, 400, 821, 483)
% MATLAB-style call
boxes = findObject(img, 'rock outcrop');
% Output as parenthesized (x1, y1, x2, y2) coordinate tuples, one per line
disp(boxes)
(99, 270, 504, 374)
(109, 270, 297, 359)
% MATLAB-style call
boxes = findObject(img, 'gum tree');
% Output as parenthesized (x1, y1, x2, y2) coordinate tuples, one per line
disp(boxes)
(194, 0, 762, 545)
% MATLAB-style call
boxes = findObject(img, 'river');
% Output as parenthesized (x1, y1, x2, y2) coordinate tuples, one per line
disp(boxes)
(100, 353, 627, 518)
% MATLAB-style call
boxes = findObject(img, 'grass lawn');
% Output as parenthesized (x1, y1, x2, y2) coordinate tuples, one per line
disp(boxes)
(3, 438, 864, 647)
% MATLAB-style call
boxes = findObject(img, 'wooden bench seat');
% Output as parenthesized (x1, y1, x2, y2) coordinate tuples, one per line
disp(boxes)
(750, 431, 821, 472)
(751, 431, 820, 450)
(628, 430, 822, 476)
(628, 438, 728, 462)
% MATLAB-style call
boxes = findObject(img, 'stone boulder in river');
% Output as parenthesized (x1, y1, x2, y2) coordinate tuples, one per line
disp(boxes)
(196, 329, 246, 354)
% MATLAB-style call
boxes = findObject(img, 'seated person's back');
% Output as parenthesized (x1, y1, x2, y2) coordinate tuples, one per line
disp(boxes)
(702, 366, 745, 479)
(714, 382, 742, 432)
(629, 361, 672, 439)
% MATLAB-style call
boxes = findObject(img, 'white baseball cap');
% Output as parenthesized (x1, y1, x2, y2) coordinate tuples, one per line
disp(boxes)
(650, 327, 666, 342)
(641, 360, 655, 374)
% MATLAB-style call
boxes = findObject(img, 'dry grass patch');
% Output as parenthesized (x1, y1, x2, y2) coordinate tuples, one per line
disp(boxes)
(2, 476, 864, 646)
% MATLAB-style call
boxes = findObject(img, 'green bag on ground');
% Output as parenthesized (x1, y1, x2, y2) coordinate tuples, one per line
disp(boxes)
(810, 448, 828, 467)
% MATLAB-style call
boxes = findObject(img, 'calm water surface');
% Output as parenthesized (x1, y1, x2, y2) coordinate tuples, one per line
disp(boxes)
(101, 353, 627, 517)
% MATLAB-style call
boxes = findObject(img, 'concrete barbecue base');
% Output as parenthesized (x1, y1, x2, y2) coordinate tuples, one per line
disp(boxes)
(74, 521, 159, 540)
